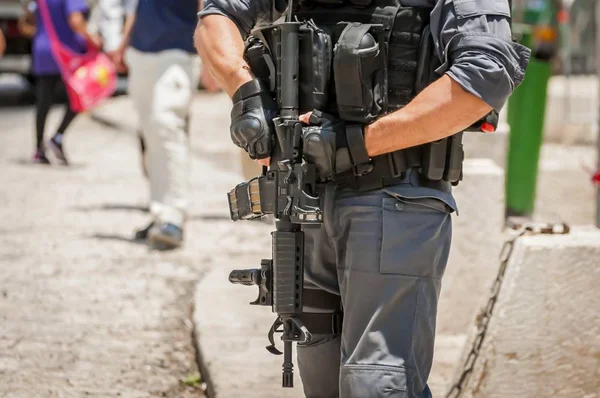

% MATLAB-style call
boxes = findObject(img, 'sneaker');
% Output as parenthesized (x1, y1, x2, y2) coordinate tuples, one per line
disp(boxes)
(148, 222, 183, 250)
(33, 149, 50, 164)
(134, 221, 155, 241)
(48, 134, 69, 165)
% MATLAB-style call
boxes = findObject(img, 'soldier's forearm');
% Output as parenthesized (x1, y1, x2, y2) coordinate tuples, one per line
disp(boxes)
(195, 15, 253, 97)
(364, 75, 491, 157)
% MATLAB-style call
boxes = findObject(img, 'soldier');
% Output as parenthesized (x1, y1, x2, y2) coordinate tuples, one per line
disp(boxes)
(195, 1, 529, 397)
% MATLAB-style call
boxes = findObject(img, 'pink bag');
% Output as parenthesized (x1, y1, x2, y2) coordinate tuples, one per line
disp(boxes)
(38, 0, 116, 112)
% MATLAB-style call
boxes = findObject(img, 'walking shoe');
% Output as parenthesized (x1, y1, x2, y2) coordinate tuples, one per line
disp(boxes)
(48, 134, 69, 165)
(134, 221, 155, 241)
(148, 222, 184, 250)
(33, 149, 50, 164)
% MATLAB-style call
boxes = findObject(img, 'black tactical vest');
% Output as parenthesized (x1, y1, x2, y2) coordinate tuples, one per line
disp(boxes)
(294, 0, 433, 112)
(245, 1, 464, 189)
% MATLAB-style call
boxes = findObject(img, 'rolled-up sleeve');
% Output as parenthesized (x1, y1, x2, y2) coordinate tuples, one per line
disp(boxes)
(198, 0, 277, 39)
(431, 0, 531, 110)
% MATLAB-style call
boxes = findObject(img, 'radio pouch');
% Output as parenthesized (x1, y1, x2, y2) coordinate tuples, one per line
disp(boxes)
(333, 22, 387, 123)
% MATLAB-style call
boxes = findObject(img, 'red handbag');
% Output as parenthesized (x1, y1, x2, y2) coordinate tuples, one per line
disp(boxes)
(38, 0, 116, 112)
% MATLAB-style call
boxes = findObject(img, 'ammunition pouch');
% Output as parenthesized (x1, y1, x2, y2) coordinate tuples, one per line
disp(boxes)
(415, 25, 464, 185)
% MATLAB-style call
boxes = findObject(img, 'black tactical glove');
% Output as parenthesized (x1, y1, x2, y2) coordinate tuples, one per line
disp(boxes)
(302, 110, 371, 181)
(230, 79, 277, 160)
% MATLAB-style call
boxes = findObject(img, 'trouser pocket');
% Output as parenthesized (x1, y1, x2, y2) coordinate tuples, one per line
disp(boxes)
(379, 192, 452, 277)
(333, 22, 387, 123)
(341, 364, 408, 398)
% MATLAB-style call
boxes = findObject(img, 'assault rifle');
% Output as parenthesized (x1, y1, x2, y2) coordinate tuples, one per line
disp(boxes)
(226, 22, 323, 388)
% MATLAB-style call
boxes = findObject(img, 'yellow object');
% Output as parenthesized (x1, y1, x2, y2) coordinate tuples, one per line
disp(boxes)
(95, 66, 110, 87)
(533, 25, 557, 42)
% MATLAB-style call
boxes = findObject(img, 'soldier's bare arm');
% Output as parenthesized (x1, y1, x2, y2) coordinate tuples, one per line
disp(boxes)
(194, 0, 276, 96)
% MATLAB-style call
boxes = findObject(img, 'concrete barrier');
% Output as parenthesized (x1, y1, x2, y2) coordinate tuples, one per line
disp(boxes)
(452, 227, 600, 398)
(544, 76, 597, 146)
(463, 128, 508, 169)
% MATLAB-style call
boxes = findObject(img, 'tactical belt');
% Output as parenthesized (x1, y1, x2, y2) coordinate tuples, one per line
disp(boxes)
(227, 146, 452, 221)
(336, 147, 421, 192)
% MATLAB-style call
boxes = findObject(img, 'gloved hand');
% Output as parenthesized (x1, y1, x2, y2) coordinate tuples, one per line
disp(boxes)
(230, 79, 277, 160)
(302, 110, 371, 181)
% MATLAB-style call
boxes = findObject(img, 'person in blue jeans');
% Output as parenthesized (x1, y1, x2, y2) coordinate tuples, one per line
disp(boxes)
(21, 0, 100, 165)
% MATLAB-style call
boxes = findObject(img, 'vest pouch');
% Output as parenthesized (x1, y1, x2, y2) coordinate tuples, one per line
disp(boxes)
(333, 22, 387, 123)
(421, 132, 464, 183)
(244, 36, 277, 92)
(299, 22, 332, 112)
(421, 139, 447, 181)
(444, 132, 464, 184)
(415, 25, 439, 94)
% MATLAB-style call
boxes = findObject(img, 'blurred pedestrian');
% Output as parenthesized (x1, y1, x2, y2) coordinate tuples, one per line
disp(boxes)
(112, 0, 201, 250)
(0, 28, 5, 58)
(89, 0, 126, 57)
(21, 0, 101, 165)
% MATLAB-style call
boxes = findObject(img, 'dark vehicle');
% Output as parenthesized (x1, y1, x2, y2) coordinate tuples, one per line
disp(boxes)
(0, 0, 33, 81)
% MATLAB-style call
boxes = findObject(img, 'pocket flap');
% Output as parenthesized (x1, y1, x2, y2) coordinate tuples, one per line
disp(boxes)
(454, 0, 511, 19)
(382, 184, 458, 215)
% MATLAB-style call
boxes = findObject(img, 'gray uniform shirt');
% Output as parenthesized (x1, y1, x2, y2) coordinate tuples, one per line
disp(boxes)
(198, 0, 530, 111)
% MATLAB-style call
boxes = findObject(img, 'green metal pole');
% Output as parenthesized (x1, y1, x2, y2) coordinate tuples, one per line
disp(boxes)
(506, 0, 558, 219)
(506, 53, 553, 218)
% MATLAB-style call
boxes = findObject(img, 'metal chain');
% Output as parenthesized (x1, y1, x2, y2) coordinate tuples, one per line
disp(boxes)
(445, 222, 570, 398)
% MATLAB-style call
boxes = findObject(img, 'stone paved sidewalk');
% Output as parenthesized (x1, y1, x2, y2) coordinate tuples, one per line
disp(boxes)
(0, 92, 238, 398)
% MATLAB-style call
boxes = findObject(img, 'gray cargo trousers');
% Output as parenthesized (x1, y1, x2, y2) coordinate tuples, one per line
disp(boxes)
(297, 169, 457, 398)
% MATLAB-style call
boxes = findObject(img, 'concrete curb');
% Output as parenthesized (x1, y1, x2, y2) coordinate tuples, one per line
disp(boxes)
(456, 227, 600, 398)
(194, 260, 304, 398)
